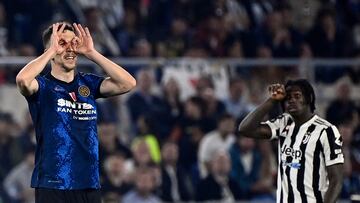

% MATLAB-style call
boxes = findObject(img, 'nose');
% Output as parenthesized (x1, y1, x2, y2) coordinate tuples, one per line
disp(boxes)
(66, 43, 75, 52)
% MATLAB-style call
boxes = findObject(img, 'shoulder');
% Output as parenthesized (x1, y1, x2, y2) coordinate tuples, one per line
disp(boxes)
(268, 113, 292, 124)
(313, 115, 333, 128)
(78, 72, 103, 80)
(201, 131, 218, 144)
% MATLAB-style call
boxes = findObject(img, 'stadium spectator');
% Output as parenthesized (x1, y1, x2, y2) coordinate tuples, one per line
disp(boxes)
(0, 113, 22, 184)
(155, 17, 191, 57)
(325, 78, 358, 126)
(177, 96, 211, 175)
(306, 5, 350, 83)
(126, 69, 162, 135)
(195, 150, 241, 201)
(198, 113, 236, 177)
(223, 77, 254, 121)
(3, 146, 35, 203)
(159, 141, 192, 202)
(338, 120, 360, 199)
(130, 139, 156, 168)
(116, 7, 142, 57)
(256, 9, 303, 58)
(229, 136, 274, 200)
(132, 115, 161, 164)
(155, 77, 184, 141)
(101, 153, 132, 200)
(195, 75, 226, 127)
(98, 121, 132, 171)
(83, 7, 121, 56)
(122, 167, 161, 203)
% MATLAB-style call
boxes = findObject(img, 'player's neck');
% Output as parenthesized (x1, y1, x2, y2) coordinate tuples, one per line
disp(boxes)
(51, 66, 75, 83)
(293, 111, 314, 126)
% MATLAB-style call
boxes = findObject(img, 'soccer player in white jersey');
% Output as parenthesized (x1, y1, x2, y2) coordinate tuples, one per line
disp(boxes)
(238, 79, 344, 203)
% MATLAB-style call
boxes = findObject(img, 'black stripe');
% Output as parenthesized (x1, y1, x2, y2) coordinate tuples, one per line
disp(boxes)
(315, 119, 330, 127)
(313, 130, 324, 203)
(285, 125, 299, 203)
(276, 128, 280, 138)
(296, 124, 316, 203)
(326, 127, 342, 160)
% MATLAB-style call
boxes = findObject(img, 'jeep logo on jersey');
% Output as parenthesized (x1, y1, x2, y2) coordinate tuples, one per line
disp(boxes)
(281, 145, 302, 159)
(78, 85, 90, 97)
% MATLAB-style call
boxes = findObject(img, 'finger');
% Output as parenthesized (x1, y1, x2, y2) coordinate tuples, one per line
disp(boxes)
(58, 23, 66, 33)
(73, 23, 81, 37)
(52, 23, 58, 35)
(85, 27, 91, 37)
(78, 24, 87, 37)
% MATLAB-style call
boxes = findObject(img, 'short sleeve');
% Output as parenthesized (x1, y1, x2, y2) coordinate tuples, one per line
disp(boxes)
(25, 76, 45, 102)
(82, 73, 105, 99)
(320, 125, 344, 166)
(262, 114, 289, 140)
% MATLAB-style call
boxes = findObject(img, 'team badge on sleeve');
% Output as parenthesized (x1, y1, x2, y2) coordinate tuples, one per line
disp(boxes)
(78, 85, 90, 97)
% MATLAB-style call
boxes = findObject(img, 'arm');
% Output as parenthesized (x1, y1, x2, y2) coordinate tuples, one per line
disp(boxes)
(73, 23, 136, 97)
(238, 84, 286, 139)
(324, 164, 344, 203)
(16, 23, 66, 96)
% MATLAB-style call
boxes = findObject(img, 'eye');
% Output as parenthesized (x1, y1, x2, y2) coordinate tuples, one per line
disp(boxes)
(294, 93, 302, 99)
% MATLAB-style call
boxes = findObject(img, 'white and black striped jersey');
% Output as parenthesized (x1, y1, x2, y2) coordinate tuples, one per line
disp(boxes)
(264, 113, 344, 203)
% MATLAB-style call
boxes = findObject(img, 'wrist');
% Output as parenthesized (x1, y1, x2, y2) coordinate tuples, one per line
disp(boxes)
(84, 49, 98, 60)
(46, 47, 57, 58)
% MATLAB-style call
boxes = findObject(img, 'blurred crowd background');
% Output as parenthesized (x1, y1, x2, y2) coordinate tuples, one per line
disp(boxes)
(0, 0, 360, 202)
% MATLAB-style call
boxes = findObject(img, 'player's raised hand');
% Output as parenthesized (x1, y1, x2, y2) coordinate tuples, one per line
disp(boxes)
(49, 23, 66, 55)
(73, 23, 95, 57)
(268, 83, 286, 101)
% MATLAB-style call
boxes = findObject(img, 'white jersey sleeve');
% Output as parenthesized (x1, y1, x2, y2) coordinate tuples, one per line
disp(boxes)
(262, 113, 291, 140)
(320, 125, 344, 166)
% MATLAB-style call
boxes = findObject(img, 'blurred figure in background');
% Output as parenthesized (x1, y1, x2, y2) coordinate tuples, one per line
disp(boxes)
(156, 77, 183, 141)
(3, 146, 35, 203)
(223, 77, 254, 121)
(195, 150, 241, 202)
(83, 6, 120, 56)
(177, 96, 209, 177)
(256, 8, 302, 58)
(101, 153, 132, 202)
(155, 17, 191, 57)
(159, 141, 192, 202)
(127, 69, 162, 136)
(0, 113, 22, 186)
(338, 119, 360, 200)
(98, 121, 132, 171)
(326, 78, 358, 126)
(132, 115, 161, 164)
(198, 113, 236, 178)
(122, 167, 161, 203)
(306, 6, 350, 83)
(229, 136, 275, 201)
(196, 75, 225, 129)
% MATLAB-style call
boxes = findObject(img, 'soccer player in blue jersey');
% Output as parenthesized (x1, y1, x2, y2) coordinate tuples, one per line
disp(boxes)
(16, 22, 136, 203)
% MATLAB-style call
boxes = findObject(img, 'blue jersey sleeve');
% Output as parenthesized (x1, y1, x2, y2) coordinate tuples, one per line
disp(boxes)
(82, 73, 105, 99)
(25, 76, 46, 102)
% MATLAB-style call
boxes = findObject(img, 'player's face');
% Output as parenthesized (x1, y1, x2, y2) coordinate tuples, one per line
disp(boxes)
(284, 86, 308, 116)
(53, 30, 78, 70)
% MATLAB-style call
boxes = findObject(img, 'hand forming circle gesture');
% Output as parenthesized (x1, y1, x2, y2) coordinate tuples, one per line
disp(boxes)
(73, 23, 95, 56)
(268, 83, 286, 101)
(49, 23, 67, 55)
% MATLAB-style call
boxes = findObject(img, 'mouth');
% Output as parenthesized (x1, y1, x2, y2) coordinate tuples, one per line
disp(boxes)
(64, 55, 77, 62)
(287, 105, 298, 112)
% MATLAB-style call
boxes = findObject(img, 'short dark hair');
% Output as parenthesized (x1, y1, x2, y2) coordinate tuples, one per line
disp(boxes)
(42, 22, 74, 48)
(283, 79, 316, 113)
